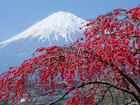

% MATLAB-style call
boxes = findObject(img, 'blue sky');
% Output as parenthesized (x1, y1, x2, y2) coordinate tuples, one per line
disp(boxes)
(0, 0, 139, 42)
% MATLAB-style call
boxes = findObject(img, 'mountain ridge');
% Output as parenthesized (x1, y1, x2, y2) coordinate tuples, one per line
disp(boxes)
(0, 11, 86, 49)
(0, 11, 86, 73)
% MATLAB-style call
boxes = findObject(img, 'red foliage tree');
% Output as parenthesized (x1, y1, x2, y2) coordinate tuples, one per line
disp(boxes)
(1, 6, 140, 105)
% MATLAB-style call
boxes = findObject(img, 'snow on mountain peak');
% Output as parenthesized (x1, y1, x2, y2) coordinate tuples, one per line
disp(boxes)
(0, 11, 86, 49)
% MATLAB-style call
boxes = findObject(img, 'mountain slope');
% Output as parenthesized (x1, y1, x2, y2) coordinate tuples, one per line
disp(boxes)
(0, 11, 86, 73)
(0, 11, 85, 49)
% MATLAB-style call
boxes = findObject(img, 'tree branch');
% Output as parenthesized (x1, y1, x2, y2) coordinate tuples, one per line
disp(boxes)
(48, 80, 140, 105)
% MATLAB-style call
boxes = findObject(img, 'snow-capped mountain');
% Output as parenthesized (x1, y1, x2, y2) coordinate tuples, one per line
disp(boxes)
(0, 11, 86, 73)
(0, 11, 85, 49)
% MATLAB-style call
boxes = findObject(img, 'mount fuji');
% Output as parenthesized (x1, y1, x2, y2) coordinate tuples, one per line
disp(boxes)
(0, 11, 86, 73)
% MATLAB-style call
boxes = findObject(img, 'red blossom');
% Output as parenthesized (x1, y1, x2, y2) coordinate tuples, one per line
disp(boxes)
(0, 6, 140, 105)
